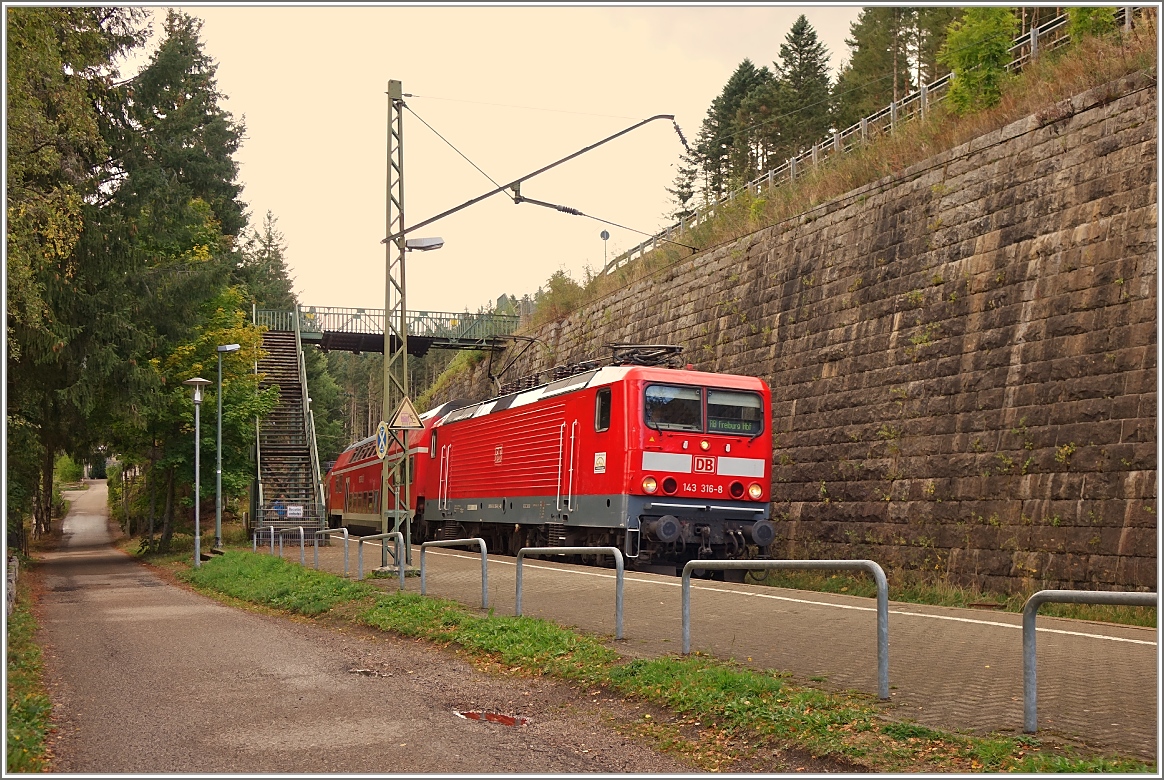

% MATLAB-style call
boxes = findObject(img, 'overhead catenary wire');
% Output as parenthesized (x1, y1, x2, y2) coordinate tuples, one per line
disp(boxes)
(402, 103, 515, 201)
(402, 104, 691, 248)
(511, 193, 697, 252)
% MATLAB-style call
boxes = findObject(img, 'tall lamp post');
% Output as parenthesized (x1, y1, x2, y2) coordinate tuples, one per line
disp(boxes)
(184, 377, 212, 568)
(380, 80, 675, 566)
(215, 343, 241, 550)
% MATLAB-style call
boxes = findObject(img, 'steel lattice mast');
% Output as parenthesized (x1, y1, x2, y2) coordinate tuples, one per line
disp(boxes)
(382, 79, 412, 565)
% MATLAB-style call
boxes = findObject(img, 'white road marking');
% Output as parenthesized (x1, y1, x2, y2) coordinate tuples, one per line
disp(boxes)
(367, 544, 1157, 647)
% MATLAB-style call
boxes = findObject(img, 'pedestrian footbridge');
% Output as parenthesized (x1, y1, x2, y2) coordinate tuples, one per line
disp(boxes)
(255, 306, 520, 356)
(249, 305, 521, 534)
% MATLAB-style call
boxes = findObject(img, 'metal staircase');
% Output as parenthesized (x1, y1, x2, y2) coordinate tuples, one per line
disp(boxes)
(254, 319, 325, 534)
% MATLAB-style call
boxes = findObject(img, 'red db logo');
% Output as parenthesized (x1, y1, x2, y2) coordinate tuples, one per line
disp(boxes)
(694, 457, 715, 473)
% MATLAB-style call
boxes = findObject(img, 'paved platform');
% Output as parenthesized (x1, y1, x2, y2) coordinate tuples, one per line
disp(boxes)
(281, 536, 1158, 760)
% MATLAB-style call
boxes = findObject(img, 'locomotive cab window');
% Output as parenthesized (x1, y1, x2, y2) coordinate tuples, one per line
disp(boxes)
(429, 430, 437, 457)
(644, 384, 702, 431)
(595, 387, 612, 432)
(707, 389, 764, 435)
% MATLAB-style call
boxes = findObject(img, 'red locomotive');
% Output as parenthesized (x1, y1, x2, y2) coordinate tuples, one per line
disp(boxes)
(325, 346, 774, 572)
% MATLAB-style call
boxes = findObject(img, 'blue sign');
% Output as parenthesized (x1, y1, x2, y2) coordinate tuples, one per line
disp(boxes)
(376, 421, 390, 460)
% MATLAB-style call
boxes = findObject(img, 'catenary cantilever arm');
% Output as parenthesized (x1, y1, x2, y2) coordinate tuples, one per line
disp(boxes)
(382, 114, 676, 244)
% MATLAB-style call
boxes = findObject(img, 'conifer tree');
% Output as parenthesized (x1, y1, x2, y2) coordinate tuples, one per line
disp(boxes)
(692, 59, 772, 198)
(772, 15, 832, 158)
(915, 7, 963, 87)
(665, 148, 701, 223)
(236, 210, 297, 310)
(832, 7, 916, 130)
(6, 6, 145, 537)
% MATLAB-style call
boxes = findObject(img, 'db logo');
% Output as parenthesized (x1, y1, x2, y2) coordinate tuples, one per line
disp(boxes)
(694, 456, 716, 474)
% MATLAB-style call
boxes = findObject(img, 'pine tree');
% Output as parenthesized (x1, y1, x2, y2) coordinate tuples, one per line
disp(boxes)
(832, 8, 917, 131)
(6, 6, 145, 537)
(692, 59, 773, 198)
(915, 7, 963, 87)
(236, 210, 297, 309)
(665, 148, 701, 223)
(773, 15, 833, 158)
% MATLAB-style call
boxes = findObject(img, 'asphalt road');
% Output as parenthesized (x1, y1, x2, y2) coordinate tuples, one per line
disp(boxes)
(35, 482, 703, 774)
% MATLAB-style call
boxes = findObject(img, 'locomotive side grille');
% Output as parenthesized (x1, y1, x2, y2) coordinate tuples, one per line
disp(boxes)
(438, 519, 461, 541)
(545, 522, 567, 547)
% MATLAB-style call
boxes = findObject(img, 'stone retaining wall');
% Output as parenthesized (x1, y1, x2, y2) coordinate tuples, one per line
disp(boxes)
(432, 73, 1157, 593)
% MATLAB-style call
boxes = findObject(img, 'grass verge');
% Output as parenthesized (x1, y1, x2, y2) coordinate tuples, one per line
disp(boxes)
(6, 564, 53, 773)
(182, 550, 1154, 773)
(747, 569, 1157, 628)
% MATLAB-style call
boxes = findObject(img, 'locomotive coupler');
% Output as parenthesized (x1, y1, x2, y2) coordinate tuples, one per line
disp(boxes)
(696, 524, 712, 556)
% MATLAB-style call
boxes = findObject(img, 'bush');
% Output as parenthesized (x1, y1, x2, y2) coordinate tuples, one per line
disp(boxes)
(53, 454, 82, 484)
(1067, 7, 1118, 39)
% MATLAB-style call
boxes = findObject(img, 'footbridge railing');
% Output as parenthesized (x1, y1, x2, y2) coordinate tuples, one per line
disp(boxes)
(601, 7, 1147, 277)
(256, 306, 519, 343)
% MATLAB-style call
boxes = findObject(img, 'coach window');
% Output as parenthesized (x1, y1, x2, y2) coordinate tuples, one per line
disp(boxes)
(595, 387, 612, 432)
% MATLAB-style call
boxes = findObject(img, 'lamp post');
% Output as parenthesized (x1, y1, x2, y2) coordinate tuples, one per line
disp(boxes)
(184, 377, 212, 568)
(215, 344, 241, 550)
(379, 80, 674, 566)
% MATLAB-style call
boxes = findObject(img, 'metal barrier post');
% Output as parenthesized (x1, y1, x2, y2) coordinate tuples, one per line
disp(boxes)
(297, 527, 305, 567)
(268, 526, 275, 554)
(1023, 589, 1157, 733)
(252, 531, 257, 553)
(313, 531, 319, 569)
(278, 530, 283, 557)
(355, 532, 404, 588)
(419, 538, 488, 609)
(681, 559, 890, 700)
(313, 528, 351, 577)
(516, 547, 624, 639)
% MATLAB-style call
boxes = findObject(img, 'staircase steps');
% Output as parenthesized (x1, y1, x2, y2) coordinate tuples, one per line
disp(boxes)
(255, 329, 323, 533)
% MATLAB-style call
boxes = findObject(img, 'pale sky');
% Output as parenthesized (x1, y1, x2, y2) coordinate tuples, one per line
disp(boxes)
(127, 4, 863, 313)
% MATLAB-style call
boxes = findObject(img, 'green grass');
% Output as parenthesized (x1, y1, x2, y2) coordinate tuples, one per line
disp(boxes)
(183, 551, 376, 615)
(181, 551, 1155, 773)
(361, 592, 617, 680)
(747, 569, 1157, 628)
(6, 571, 53, 773)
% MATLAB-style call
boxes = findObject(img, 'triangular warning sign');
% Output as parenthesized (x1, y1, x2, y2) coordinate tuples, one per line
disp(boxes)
(390, 396, 425, 430)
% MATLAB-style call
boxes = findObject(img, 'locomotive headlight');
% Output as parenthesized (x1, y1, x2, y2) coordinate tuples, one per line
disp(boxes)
(700, 440, 710, 451)
(748, 482, 763, 500)
(642, 476, 658, 494)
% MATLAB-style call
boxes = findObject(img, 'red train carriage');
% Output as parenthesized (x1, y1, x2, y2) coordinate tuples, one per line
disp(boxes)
(324, 400, 460, 534)
(325, 352, 773, 571)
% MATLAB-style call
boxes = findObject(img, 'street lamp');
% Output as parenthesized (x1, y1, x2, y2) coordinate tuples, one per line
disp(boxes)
(183, 377, 212, 568)
(405, 237, 444, 252)
(215, 343, 241, 550)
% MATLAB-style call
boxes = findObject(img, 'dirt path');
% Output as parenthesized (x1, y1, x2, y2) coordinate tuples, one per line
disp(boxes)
(34, 481, 837, 773)
(37, 481, 684, 772)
